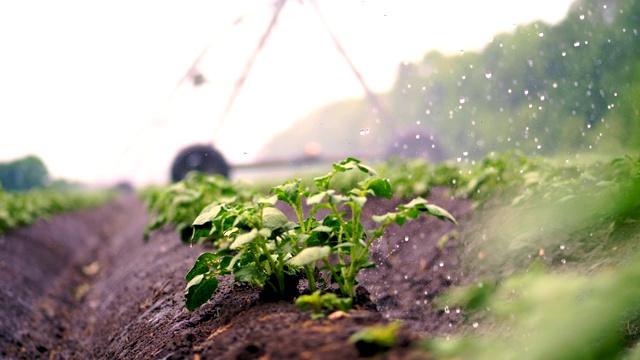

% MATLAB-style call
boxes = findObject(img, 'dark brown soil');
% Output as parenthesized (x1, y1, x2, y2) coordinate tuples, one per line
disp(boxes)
(0, 188, 473, 359)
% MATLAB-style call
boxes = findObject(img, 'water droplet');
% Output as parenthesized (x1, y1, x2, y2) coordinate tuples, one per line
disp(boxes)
(485, 71, 492, 79)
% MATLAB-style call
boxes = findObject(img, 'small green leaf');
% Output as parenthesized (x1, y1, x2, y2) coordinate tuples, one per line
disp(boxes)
(372, 213, 393, 223)
(230, 229, 258, 249)
(186, 252, 217, 282)
(399, 197, 429, 210)
(234, 266, 266, 283)
(349, 195, 367, 208)
(355, 163, 378, 176)
(314, 174, 332, 190)
(394, 215, 407, 226)
(191, 226, 212, 242)
(307, 191, 330, 205)
(185, 274, 219, 311)
(366, 178, 392, 198)
(312, 225, 333, 233)
(272, 180, 301, 206)
(262, 207, 289, 230)
(258, 228, 272, 238)
(257, 194, 278, 206)
(193, 204, 223, 226)
(288, 246, 331, 266)
(425, 204, 457, 224)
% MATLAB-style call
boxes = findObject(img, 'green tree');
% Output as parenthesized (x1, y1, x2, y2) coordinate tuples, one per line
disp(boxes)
(0, 155, 50, 192)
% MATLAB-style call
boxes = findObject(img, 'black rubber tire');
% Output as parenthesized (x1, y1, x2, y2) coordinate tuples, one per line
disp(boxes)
(170, 144, 230, 182)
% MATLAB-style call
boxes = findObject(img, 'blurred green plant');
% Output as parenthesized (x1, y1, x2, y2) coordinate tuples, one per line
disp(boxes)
(0, 186, 115, 234)
(142, 172, 255, 242)
(423, 154, 640, 359)
(295, 291, 352, 319)
(350, 321, 402, 356)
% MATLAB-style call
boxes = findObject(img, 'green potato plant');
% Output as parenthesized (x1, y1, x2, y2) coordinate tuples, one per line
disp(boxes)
(0, 185, 115, 234)
(184, 157, 456, 311)
(349, 321, 402, 356)
(295, 291, 352, 319)
(279, 158, 457, 298)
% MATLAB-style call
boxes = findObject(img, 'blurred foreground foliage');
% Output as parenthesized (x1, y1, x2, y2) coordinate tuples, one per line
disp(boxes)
(423, 153, 640, 359)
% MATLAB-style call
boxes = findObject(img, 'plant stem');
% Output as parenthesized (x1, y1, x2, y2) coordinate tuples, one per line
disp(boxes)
(323, 258, 347, 295)
(304, 264, 317, 292)
(259, 240, 283, 295)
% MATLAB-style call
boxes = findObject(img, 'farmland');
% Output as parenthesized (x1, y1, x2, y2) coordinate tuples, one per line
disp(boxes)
(1, 153, 639, 358)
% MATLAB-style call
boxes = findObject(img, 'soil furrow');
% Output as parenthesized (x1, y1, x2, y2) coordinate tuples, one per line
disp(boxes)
(1, 190, 474, 359)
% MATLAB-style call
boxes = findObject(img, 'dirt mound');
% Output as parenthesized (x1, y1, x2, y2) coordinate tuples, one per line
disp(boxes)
(0, 189, 473, 359)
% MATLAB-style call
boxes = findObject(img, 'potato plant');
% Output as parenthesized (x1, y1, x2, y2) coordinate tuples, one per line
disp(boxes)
(142, 172, 254, 242)
(0, 186, 115, 234)
(184, 158, 456, 311)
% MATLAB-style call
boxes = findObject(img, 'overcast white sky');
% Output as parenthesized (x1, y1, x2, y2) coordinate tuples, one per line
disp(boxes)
(0, 0, 576, 185)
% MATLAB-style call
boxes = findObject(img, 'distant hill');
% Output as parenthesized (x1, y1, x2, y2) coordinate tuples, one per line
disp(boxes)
(259, 0, 640, 161)
(256, 98, 382, 162)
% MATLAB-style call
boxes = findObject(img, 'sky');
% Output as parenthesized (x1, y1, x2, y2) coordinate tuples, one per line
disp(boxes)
(0, 0, 577, 186)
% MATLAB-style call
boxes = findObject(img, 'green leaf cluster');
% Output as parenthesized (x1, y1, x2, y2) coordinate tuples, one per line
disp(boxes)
(184, 157, 456, 311)
(142, 172, 254, 242)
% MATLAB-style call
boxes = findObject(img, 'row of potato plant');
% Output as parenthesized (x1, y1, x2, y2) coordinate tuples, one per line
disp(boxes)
(143, 158, 457, 311)
(0, 186, 116, 234)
